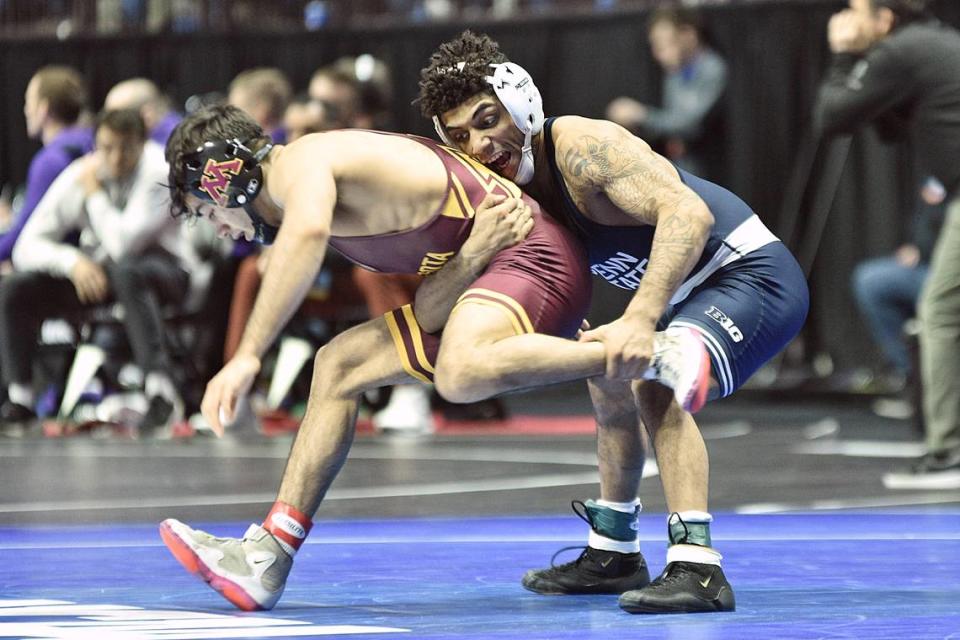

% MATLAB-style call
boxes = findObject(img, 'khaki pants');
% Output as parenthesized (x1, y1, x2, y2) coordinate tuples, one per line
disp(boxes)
(918, 198, 960, 453)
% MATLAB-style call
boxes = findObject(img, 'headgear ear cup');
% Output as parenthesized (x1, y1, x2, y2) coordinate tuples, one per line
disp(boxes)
(185, 138, 279, 244)
(485, 62, 543, 185)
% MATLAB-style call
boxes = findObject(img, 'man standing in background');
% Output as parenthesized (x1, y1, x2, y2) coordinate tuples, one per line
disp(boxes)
(814, 0, 960, 488)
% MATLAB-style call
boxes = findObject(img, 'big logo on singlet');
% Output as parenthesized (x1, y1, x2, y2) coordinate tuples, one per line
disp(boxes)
(199, 158, 243, 206)
(438, 147, 522, 220)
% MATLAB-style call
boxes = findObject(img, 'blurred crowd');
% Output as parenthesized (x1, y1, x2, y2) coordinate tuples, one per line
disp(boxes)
(0, 0, 831, 37)
(0, 0, 956, 496)
(0, 4, 738, 442)
(0, 53, 469, 440)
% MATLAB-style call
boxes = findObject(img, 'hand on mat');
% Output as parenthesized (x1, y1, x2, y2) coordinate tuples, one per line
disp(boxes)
(580, 315, 655, 380)
(201, 353, 261, 436)
(461, 194, 534, 270)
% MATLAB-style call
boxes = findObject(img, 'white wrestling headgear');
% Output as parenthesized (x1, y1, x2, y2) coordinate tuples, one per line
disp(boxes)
(433, 61, 544, 185)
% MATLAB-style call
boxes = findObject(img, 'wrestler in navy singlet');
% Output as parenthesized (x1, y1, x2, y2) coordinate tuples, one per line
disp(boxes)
(543, 117, 809, 397)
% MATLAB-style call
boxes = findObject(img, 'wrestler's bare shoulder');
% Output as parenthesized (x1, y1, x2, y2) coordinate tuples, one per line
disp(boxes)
(276, 130, 444, 187)
(549, 116, 653, 159)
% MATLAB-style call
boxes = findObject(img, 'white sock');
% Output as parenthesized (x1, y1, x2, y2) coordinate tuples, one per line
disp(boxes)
(667, 511, 720, 566)
(8, 383, 34, 408)
(673, 510, 712, 524)
(595, 498, 642, 513)
(589, 530, 641, 554)
(666, 544, 722, 566)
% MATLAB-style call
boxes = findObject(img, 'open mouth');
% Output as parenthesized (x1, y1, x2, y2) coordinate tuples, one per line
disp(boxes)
(487, 150, 510, 173)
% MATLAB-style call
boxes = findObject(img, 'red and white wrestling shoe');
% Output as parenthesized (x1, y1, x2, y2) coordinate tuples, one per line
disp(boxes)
(159, 519, 292, 611)
(645, 327, 711, 414)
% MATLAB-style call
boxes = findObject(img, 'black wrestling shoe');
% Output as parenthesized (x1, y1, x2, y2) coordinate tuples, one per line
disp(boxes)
(522, 545, 650, 594)
(619, 561, 735, 614)
(0, 400, 36, 438)
(137, 395, 181, 439)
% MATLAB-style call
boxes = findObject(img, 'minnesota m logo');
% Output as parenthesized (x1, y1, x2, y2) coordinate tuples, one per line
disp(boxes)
(200, 158, 244, 206)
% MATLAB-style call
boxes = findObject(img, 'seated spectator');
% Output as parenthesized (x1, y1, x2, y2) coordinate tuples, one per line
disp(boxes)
(283, 94, 327, 142)
(852, 177, 947, 417)
(228, 67, 292, 143)
(0, 65, 93, 266)
(606, 7, 727, 180)
(308, 63, 364, 129)
(0, 109, 202, 437)
(104, 77, 182, 145)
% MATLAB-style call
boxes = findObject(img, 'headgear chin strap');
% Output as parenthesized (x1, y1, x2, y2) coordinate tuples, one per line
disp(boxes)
(433, 61, 544, 186)
(184, 138, 279, 244)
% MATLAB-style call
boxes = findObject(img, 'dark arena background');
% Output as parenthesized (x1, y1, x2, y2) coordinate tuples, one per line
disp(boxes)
(0, 1, 958, 638)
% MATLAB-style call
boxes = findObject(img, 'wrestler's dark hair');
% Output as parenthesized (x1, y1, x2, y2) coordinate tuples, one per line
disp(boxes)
(164, 104, 270, 218)
(416, 30, 508, 119)
(95, 108, 146, 141)
(872, 0, 931, 24)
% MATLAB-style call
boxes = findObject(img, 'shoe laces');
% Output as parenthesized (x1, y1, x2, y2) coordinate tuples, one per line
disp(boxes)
(542, 501, 611, 570)
(648, 563, 691, 590)
(548, 545, 592, 570)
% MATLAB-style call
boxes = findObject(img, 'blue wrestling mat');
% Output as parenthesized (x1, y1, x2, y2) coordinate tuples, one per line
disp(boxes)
(0, 512, 957, 639)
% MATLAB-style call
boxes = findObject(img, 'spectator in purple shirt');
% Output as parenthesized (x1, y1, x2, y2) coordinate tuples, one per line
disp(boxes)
(104, 77, 182, 145)
(0, 66, 94, 263)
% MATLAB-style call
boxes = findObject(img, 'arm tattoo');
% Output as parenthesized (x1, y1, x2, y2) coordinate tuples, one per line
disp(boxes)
(561, 133, 687, 225)
(644, 210, 701, 291)
(563, 132, 709, 302)
(562, 134, 643, 184)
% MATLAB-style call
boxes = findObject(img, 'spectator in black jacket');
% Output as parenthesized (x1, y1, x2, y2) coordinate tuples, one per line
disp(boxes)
(814, 0, 960, 489)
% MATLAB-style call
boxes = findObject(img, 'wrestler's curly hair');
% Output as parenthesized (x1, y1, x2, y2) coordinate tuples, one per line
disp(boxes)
(164, 104, 270, 218)
(416, 30, 508, 119)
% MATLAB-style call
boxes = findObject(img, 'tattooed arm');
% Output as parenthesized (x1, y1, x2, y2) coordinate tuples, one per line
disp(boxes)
(556, 117, 714, 379)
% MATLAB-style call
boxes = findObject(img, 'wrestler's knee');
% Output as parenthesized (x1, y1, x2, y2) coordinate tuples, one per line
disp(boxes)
(433, 344, 493, 403)
(310, 335, 354, 399)
(588, 378, 637, 430)
(632, 379, 676, 434)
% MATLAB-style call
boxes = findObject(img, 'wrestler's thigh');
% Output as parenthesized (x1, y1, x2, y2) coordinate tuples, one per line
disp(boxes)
(318, 315, 426, 396)
(436, 301, 519, 363)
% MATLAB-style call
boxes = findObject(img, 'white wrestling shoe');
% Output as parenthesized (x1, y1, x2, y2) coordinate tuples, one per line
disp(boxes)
(373, 383, 434, 435)
(644, 327, 711, 414)
(159, 519, 292, 611)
